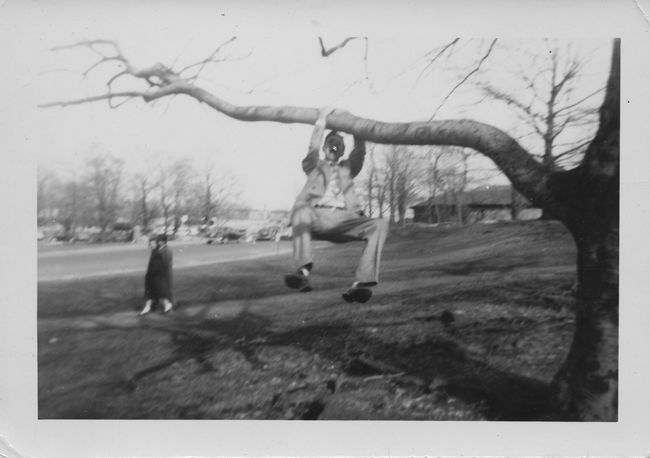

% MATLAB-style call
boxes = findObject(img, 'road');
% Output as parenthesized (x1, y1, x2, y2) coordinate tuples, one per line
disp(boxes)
(38, 241, 293, 281)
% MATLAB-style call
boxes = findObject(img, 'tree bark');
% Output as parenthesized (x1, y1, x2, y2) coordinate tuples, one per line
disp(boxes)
(548, 39, 619, 421)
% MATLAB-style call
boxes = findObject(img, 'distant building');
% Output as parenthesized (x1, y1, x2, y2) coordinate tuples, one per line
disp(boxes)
(411, 185, 541, 224)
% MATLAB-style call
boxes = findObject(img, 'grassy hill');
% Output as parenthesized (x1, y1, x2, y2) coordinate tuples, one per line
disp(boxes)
(38, 220, 577, 420)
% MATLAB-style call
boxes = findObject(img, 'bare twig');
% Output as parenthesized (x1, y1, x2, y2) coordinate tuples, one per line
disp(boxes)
(177, 36, 238, 80)
(39, 91, 147, 108)
(481, 85, 547, 136)
(387, 38, 459, 86)
(318, 37, 360, 57)
(554, 139, 593, 160)
(109, 97, 137, 110)
(551, 114, 574, 140)
(554, 87, 605, 115)
(429, 39, 497, 120)
(413, 38, 460, 87)
(82, 56, 126, 78)
(362, 37, 374, 91)
(51, 39, 120, 52)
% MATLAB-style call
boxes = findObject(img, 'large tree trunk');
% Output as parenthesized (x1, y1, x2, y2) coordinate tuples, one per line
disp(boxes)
(549, 39, 619, 421)
(551, 171, 619, 420)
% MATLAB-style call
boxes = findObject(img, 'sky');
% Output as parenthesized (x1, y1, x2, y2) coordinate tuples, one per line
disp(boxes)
(1, 2, 612, 211)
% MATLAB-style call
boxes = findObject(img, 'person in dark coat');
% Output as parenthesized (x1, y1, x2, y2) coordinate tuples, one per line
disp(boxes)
(139, 234, 174, 315)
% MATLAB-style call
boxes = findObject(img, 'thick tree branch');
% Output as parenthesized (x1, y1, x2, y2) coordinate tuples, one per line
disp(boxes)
(42, 78, 553, 206)
(41, 39, 568, 215)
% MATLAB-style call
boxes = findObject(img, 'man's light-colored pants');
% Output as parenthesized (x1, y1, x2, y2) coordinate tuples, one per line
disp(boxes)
(291, 203, 389, 283)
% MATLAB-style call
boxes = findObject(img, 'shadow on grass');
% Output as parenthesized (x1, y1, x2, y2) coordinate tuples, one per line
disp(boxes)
(437, 257, 540, 276)
(100, 307, 557, 421)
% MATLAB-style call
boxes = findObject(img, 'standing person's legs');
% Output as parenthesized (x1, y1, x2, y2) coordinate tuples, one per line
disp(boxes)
(140, 299, 153, 315)
(160, 298, 173, 313)
(140, 298, 172, 315)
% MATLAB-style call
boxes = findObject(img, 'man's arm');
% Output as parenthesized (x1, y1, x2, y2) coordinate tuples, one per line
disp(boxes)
(302, 107, 334, 174)
(348, 135, 366, 178)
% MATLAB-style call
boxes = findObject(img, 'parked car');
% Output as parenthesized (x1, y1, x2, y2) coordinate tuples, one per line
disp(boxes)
(256, 226, 280, 241)
(206, 227, 245, 244)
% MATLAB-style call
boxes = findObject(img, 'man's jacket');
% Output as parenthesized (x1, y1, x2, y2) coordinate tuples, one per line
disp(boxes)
(293, 136, 366, 213)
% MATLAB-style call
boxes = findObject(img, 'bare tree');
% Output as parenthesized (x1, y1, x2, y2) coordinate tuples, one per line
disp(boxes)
(169, 158, 194, 233)
(476, 42, 604, 221)
(391, 146, 423, 226)
(477, 41, 603, 172)
(85, 150, 124, 239)
(155, 163, 173, 234)
(359, 146, 378, 217)
(422, 146, 452, 223)
(439, 147, 472, 224)
(192, 160, 239, 228)
(375, 172, 388, 219)
(131, 172, 158, 232)
(41, 39, 620, 421)
(37, 168, 58, 225)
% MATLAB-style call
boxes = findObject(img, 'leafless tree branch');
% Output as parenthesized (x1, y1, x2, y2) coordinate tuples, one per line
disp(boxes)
(481, 85, 547, 136)
(39, 91, 147, 108)
(41, 38, 568, 213)
(555, 87, 605, 115)
(429, 39, 497, 120)
(362, 37, 374, 91)
(318, 37, 360, 57)
(552, 115, 573, 140)
(555, 139, 593, 160)
(176, 37, 241, 82)
(51, 39, 121, 53)
(412, 38, 460, 87)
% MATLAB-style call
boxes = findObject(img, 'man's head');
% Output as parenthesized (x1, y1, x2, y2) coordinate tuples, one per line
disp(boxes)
(155, 233, 168, 247)
(323, 131, 345, 162)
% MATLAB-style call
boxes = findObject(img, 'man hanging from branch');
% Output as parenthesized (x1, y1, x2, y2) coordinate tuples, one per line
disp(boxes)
(284, 107, 389, 303)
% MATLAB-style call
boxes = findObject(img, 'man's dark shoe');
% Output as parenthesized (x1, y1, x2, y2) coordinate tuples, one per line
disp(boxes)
(342, 282, 376, 303)
(284, 271, 312, 292)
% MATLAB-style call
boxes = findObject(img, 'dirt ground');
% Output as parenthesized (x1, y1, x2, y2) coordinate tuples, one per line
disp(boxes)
(38, 220, 578, 420)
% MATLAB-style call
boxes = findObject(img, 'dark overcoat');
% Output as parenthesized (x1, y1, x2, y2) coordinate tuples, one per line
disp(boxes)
(144, 245, 173, 301)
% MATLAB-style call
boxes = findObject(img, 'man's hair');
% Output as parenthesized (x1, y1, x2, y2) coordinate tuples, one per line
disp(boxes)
(156, 234, 168, 244)
(324, 131, 345, 156)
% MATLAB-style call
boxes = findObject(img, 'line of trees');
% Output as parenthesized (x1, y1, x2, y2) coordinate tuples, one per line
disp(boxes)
(38, 148, 239, 240)
(357, 144, 499, 225)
